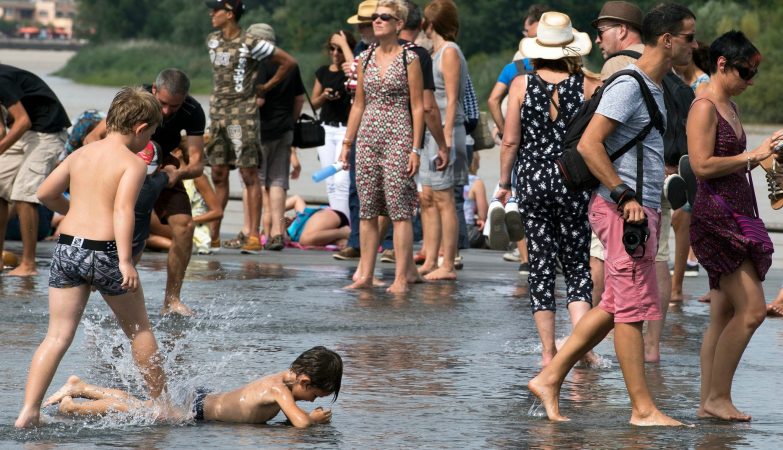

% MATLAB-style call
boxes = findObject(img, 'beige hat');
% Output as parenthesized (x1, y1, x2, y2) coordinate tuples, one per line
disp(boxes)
(347, 0, 378, 24)
(247, 23, 275, 43)
(519, 12, 591, 60)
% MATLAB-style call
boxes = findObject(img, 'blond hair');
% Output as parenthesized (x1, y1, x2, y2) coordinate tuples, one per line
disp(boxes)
(378, 0, 409, 24)
(106, 87, 162, 134)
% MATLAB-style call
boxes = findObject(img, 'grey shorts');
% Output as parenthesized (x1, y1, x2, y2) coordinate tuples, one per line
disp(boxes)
(49, 237, 126, 296)
(418, 125, 467, 190)
(0, 130, 66, 203)
(259, 130, 293, 189)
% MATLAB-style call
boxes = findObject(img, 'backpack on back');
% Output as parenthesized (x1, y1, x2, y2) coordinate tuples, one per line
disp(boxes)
(555, 69, 665, 191)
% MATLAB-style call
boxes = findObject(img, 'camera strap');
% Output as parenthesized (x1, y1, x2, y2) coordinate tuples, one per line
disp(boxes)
(636, 140, 643, 205)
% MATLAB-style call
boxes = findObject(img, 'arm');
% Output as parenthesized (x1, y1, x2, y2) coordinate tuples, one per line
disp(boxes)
(257, 48, 297, 96)
(332, 31, 355, 66)
(423, 90, 449, 169)
(177, 135, 205, 181)
(496, 76, 527, 204)
(407, 56, 424, 177)
(688, 99, 779, 178)
(114, 161, 146, 291)
(271, 386, 329, 428)
(471, 178, 488, 229)
(293, 94, 304, 121)
(36, 154, 72, 215)
(290, 148, 301, 180)
(192, 175, 223, 224)
(0, 101, 32, 154)
(440, 47, 460, 148)
(311, 78, 327, 110)
(487, 82, 509, 132)
(83, 118, 107, 145)
(339, 55, 367, 169)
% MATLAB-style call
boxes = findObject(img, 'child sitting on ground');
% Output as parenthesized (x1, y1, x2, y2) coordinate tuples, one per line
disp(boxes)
(44, 346, 342, 428)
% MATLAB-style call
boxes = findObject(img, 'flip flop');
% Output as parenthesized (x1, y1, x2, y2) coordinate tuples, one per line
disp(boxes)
(758, 154, 783, 210)
(664, 174, 688, 210)
(679, 154, 697, 206)
(488, 201, 510, 251)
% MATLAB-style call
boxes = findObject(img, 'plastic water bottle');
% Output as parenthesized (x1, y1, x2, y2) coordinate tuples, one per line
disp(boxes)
(312, 162, 343, 182)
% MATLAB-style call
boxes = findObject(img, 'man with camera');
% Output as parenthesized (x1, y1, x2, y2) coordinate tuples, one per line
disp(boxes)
(528, 3, 697, 426)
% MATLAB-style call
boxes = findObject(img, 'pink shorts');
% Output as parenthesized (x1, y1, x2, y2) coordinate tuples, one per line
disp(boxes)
(588, 195, 662, 323)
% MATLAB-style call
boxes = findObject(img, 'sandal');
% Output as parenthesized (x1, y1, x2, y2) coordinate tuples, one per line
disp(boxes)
(222, 232, 247, 249)
(759, 155, 783, 210)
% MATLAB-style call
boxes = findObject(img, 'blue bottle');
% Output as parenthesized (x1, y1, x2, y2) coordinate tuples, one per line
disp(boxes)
(312, 162, 343, 182)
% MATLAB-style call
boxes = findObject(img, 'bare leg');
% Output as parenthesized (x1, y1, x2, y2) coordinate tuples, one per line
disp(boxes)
(261, 187, 271, 238)
(701, 260, 766, 421)
(7, 201, 39, 276)
(58, 396, 137, 416)
(161, 213, 195, 316)
(268, 186, 287, 238)
(590, 257, 605, 307)
(518, 238, 529, 262)
(209, 165, 230, 242)
(566, 301, 599, 366)
(644, 261, 671, 363)
(697, 289, 731, 418)
(528, 307, 615, 422)
(346, 218, 380, 289)
(45, 375, 141, 406)
(239, 167, 261, 240)
(418, 188, 439, 275)
(299, 210, 349, 247)
(670, 209, 691, 302)
(0, 199, 8, 273)
(425, 189, 458, 281)
(388, 219, 414, 293)
(615, 322, 682, 426)
(534, 311, 557, 366)
(15, 286, 90, 428)
(103, 287, 167, 400)
(767, 286, 783, 316)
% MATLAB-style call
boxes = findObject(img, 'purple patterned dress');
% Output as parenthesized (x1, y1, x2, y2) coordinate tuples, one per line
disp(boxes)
(690, 99, 773, 289)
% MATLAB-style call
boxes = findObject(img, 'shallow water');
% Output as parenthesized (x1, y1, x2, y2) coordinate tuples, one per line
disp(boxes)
(1, 248, 783, 449)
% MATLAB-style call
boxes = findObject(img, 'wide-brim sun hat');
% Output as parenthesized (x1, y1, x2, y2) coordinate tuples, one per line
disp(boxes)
(347, 0, 378, 24)
(519, 12, 592, 60)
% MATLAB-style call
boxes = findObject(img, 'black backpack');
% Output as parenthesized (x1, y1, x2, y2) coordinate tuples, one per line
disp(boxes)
(555, 69, 665, 191)
(606, 50, 695, 166)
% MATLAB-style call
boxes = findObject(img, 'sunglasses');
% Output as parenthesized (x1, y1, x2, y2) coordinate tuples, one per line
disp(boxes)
(371, 13, 399, 22)
(596, 24, 620, 39)
(675, 32, 696, 43)
(733, 64, 759, 81)
(329, 46, 343, 54)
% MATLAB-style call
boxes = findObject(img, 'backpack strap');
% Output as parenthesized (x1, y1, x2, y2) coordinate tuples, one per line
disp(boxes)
(607, 49, 642, 60)
(362, 43, 378, 72)
(531, 73, 560, 115)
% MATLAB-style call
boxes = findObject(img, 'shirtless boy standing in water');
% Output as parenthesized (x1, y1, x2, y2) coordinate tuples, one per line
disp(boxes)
(15, 87, 168, 428)
(44, 346, 342, 428)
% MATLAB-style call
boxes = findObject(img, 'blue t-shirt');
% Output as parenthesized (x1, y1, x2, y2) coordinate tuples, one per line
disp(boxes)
(497, 59, 533, 86)
(594, 64, 667, 210)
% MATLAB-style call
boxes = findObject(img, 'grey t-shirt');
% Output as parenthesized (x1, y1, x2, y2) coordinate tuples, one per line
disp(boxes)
(595, 64, 667, 210)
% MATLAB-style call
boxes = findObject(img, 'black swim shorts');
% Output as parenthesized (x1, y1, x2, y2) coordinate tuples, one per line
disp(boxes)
(191, 387, 210, 421)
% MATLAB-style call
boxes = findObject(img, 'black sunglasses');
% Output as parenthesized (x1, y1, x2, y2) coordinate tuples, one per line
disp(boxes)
(733, 64, 758, 81)
(675, 32, 696, 43)
(371, 13, 398, 22)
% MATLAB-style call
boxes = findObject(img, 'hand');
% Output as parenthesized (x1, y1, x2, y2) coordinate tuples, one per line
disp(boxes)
(339, 145, 351, 171)
(341, 61, 352, 77)
(407, 152, 420, 177)
(160, 165, 179, 188)
(309, 407, 332, 424)
(331, 31, 348, 49)
(664, 164, 678, 176)
(622, 199, 646, 224)
(290, 152, 301, 180)
(436, 146, 449, 170)
(476, 218, 485, 229)
(256, 97, 266, 108)
(495, 187, 512, 205)
(119, 261, 139, 292)
(492, 125, 503, 146)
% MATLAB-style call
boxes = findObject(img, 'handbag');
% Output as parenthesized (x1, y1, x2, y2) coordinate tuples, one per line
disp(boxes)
(703, 169, 773, 253)
(471, 111, 495, 151)
(292, 89, 325, 149)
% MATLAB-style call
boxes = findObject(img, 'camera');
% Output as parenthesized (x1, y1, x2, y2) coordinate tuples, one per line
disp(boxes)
(622, 218, 650, 257)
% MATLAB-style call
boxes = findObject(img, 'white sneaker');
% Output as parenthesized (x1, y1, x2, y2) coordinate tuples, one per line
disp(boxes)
(504, 198, 525, 242)
(487, 199, 510, 251)
(503, 248, 520, 262)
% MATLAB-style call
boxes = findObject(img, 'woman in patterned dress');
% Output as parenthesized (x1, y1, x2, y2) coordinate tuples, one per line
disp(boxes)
(339, 0, 425, 293)
(495, 12, 602, 366)
(688, 31, 783, 421)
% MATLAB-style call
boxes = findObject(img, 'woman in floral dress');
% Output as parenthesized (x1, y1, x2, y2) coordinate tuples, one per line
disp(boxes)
(339, 0, 425, 293)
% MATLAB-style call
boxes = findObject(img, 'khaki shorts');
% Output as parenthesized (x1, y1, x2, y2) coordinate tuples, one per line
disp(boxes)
(206, 109, 261, 169)
(259, 130, 293, 189)
(589, 192, 672, 263)
(0, 130, 65, 203)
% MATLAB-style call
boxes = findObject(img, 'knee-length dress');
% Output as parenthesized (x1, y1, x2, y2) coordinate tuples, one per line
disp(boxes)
(355, 47, 418, 221)
(690, 100, 773, 289)
(515, 73, 592, 313)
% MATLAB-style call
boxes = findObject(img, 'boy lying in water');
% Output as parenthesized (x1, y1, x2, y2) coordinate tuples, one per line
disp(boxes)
(44, 346, 342, 428)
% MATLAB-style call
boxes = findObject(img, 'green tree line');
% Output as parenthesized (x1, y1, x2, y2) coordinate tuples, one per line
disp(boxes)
(62, 0, 783, 122)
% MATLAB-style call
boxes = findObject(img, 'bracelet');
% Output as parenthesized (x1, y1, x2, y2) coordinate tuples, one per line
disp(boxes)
(342, 139, 353, 146)
(747, 155, 751, 172)
(411, 147, 421, 156)
(498, 181, 512, 189)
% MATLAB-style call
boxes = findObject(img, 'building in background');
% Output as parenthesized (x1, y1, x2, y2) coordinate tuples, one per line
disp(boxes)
(0, 0, 75, 38)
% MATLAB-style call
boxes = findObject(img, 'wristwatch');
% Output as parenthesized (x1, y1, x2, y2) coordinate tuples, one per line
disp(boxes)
(411, 147, 422, 156)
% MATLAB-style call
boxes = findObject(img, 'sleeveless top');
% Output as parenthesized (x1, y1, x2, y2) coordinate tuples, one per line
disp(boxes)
(432, 42, 467, 125)
(463, 174, 478, 225)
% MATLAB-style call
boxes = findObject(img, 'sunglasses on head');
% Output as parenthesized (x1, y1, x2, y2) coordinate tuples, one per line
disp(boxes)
(732, 64, 758, 81)
(371, 13, 398, 22)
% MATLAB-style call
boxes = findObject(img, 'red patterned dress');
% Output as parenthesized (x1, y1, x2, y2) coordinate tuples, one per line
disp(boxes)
(355, 47, 418, 221)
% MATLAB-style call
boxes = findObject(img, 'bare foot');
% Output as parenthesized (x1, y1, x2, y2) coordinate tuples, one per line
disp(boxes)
(698, 292, 711, 303)
(579, 351, 601, 368)
(423, 267, 457, 281)
(630, 408, 685, 426)
(703, 398, 752, 421)
(528, 374, 569, 422)
(58, 396, 77, 414)
(161, 300, 194, 317)
(345, 278, 374, 289)
(44, 375, 84, 406)
(767, 302, 783, 317)
(644, 344, 660, 363)
(696, 407, 713, 419)
(407, 270, 423, 284)
(670, 292, 684, 303)
(14, 406, 40, 428)
(6, 263, 37, 277)
(352, 266, 361, 282)
(386, 280, 409, 294)
(417, 263, 436, 276)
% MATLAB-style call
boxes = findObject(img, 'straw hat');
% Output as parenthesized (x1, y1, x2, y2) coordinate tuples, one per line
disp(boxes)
(347, 0, 378, 24)
(519, 12, 592, 60)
